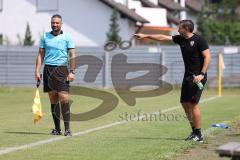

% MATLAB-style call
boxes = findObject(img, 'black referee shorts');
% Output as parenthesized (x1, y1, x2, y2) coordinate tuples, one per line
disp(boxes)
(43, 65, 69, 93)
(180, 75, 207, 104)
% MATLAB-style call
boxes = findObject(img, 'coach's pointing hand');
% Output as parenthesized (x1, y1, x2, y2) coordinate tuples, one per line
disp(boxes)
(134, 33, 148, 40)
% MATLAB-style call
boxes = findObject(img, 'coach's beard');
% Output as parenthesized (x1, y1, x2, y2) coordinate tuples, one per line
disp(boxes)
(180, 33, 188, 38)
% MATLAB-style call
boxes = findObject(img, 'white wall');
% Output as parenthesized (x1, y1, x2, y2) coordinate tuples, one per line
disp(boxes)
(135, 8, 167, 27)
(115, 0, 168, 27)
(148, 0, 158, 5)
(0, 0, 135, 46)
(128, 0, 167, 27)
(114, 0, 127, 5)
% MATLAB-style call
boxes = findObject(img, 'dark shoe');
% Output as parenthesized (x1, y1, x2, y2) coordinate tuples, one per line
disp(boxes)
(192, 134, 204, 143)
(185, 132, 195, 141)
(50, 129, 62, 135)
(64, 129, 72, 136)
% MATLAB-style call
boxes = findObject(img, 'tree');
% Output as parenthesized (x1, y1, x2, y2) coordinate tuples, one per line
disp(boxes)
(106, 9, 121, 43)
(197, 0, 240, 45)
(23, 22, 34, 46)
(17, 34, 23, 45)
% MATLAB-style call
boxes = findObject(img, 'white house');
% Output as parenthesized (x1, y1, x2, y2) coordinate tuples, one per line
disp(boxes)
(0, 0, 206, 47)
(115, 0, 168, 27)
(0, 0, 149, 46)
(131, 0, 205, 34)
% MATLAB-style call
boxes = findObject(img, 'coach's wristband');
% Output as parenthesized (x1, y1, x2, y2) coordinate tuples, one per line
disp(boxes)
(70, 70, 75, 74)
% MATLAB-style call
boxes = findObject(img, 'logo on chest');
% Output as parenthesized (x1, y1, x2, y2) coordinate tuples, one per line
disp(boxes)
(190, 41, 195, 46)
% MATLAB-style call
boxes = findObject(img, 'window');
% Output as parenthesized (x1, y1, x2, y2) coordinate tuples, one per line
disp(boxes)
(209, 0, 221, 3)
(36, 0, 58, 11)
(0, 0, 3, 12)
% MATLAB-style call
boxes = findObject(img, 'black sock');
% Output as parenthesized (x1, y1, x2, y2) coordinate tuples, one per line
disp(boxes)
(191, 126, 195, 132)
(61, 102, 70, 131)
(194, 128, 202, 137)
(51, 103, 61, 131)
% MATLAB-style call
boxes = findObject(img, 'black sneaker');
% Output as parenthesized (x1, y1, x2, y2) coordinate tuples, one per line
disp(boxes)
(192, 134, 204, 143)
(185, 132, 195, 141)
(64, 129, 72, 136)
(50, 129, 62, 135)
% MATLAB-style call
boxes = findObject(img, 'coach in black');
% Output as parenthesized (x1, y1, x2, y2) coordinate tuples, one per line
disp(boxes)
(135, 20, 211, 142)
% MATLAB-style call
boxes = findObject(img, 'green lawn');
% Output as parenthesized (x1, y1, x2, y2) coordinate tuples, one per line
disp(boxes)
(0, 87, 239, 160)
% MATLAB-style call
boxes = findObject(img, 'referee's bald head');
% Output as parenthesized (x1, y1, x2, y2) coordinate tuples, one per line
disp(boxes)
(51, 14, 62, 21)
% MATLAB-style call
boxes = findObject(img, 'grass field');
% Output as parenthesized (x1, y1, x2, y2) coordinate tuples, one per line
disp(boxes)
(0, 87, 239, 160)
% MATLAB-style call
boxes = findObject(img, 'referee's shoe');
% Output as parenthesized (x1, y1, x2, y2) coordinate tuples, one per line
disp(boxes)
(64, 129, 72, 136)
(50, 129, 62, 135)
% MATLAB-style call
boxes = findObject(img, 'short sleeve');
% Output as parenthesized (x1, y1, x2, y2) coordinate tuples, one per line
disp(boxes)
(67, 35, 75, 49)
(172, 35, 182, 45)
(198, 37, 209, 52)
(39, 34, 45, 49)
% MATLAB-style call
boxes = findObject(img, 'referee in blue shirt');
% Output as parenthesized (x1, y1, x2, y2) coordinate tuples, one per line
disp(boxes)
(35, 14, 76, 136)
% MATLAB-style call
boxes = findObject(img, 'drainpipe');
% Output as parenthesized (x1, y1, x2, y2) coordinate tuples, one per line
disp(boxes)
(180, 0, 186, 20)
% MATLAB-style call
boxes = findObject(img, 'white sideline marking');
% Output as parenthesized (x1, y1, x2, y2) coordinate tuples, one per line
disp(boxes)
(0, 96, 220, 156)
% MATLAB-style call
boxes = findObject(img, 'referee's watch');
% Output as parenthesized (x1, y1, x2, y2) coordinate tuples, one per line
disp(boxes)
(70, 69, 75, 74)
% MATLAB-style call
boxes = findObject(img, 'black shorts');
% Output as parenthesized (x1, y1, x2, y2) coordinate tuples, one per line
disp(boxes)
(43, 65, 69, 93)
(180, 75, 207, 104)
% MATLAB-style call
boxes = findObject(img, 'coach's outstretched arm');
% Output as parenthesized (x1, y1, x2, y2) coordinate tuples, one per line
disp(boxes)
(35, 48, 45, 82)
(134, 33, 172, 41)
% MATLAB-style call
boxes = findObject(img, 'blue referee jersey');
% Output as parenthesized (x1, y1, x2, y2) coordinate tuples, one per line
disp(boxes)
(39, 31, 75, 66)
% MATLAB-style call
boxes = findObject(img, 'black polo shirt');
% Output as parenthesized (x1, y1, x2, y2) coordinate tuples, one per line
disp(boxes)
(172, 34, 209, 76)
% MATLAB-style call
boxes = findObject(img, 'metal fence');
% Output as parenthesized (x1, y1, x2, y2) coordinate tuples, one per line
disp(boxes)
(0, 45, 240, 88)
